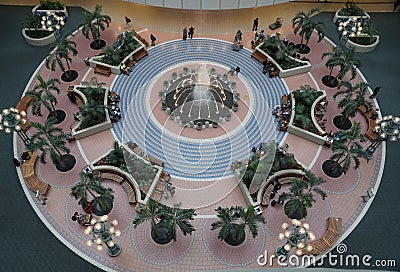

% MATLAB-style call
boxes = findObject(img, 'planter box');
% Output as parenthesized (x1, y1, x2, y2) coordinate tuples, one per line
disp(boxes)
(32, 4, 68, 17)
(287, 90, 329, 145)
(88, 36, 146, 75)
(333, 9, 370, 24)
(22, 28, 57, 46)
(344, 35, 380, 53)
(255, 43, 312, 78)
(70, 85, 111, 140)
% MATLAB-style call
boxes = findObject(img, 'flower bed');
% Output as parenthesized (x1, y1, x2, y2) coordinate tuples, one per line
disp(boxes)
(22, 28, 56, 46)
(333, 9, 370, 24)
(345, 35, 380, 53)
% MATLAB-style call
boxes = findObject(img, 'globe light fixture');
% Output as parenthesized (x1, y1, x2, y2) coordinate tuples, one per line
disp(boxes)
(338, 17, 363, 39)
(40, 12, 65, 32)
(0, 106, 30, 145)
(85, 215, 121, 257)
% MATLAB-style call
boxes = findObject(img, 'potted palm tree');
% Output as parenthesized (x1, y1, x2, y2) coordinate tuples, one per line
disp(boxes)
(79, 101, 106, 130)
(322, 122, 367, 178)
(132, 199, 196, 245)
(79, 4, 111, 50)
(22, 13, 57, 46)
(71, 172, 114, 216)
(333, 81, 372, 130)
(211, 205, 265, 246)
(27, 117, 75, 172)
(292, 8, 325, 54)
(46, 36, 78, 82)
(278, 170, 327, 220)
(25, 74, 65, 124)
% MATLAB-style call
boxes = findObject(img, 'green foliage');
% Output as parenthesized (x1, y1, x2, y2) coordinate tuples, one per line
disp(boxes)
(338, 0, 365, 16)
(132, 199, 196, 242)
(104, 141, 126, 168)
(27, 117, 69, 166)
(79, 100, 106, 129)
(38, 0, 64, 10)
(278, 170, 327, 220)
(22, 13, 41, 29)
(125, 153, 157, 186)
(348, 23, 378, 45)
(46, 36, 78, 75)
(292, 8, 324, 47)
(337, 81, 372, 120)
(292, 85, 323, 133)
(71, 172, 114, 211)
(81, 85, 105, 103)
(26, 74, 60, 117)
(211, 205, 265, 243)
(79, 4, 111, 45)
(259, 36, 306, 70)
(100, 31, 141, 66)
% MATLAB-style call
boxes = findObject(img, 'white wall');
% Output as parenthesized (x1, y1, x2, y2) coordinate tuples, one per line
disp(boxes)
(124, 0, 290, 10)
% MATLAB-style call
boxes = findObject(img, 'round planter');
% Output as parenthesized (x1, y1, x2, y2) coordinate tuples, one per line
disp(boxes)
(332, 9, 370, 24)
(32, 5, 69, 18)
(22, 28, 57, 46)
(344, 35, 380, 53)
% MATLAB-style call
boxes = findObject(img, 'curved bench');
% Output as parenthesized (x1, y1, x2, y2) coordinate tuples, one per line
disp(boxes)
(15, 96, 33, 132)
(308, 217, 342, 255)
(20, 153, 51, 196)
(357, 105, 377, 141)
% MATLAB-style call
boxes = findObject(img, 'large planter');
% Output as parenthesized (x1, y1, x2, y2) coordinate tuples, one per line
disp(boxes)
(89, 36, 145, 75)
(32, 4, 68, 17)
(343, 35, 380, 53)
(255, 44, 311, 78)
(70, 85, 112, 140)
(22, 28, 57, 46)
(287, 90, 330, 145)
(332, 9, 370, 24)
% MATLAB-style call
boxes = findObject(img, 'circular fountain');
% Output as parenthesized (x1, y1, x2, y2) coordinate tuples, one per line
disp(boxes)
(162, 64, 237, 128)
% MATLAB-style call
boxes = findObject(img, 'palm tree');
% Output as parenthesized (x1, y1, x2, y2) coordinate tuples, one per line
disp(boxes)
(132, 199, 196, 244)
(27, 117, 75, 172)
(25, 75, 64, 123)
(46, 36, 78, 82)
(292, 8, 324, 54)
(71, 172, 114, 215)
(334, 82, 373, 129)
(336, 47, 360, 82)
(322, 47, 345, 87)
(79, 100, 106, 129)
(323, 122, 367, 177)
(278, 170, 327, 220)
(79, 4, 111, 50)
(211, 205, 265, 246)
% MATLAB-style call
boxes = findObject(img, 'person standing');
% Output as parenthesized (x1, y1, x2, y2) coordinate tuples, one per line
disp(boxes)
(235, 66, 241, 76)
(124, 16, 131, 28)
(183, 27, 188, 40)
(252, 17, 259, 31)
(369, 86, 381, 99)
(150, 34, 156, 46)
(188, 25, 195, 39)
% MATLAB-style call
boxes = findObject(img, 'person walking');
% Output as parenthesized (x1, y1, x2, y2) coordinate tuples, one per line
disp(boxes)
(124, 16, 131, 28)
(150, 34, 156, 46)
(188, 25, 195, 39)
(252, 17, 259, 31)
(369, 86, 381, 99)
(182, 27, 188, 40)
(235, 66, 241, 77)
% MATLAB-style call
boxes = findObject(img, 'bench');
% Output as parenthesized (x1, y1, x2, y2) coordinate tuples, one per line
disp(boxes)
(357, 105, 377, 141)
(308, 217, 342, 255)
(121, 180, 136, 204)
(21, 153, 51, 196)
(132, 48, 148, 62)
(15, 96, 33, 132)
(94, 64, 111, 77)
(100, 171, 125, 184)
(261, 183, 274, 206)
(134, 33, 149, 47)
(251, 50, 267, 64)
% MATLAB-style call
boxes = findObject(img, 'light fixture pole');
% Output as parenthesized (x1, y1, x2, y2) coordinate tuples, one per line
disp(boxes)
(0, 107, 30, 145)
(276, 219, 315, 260)
(363, 115, 400, 159)
(85, 215, 122, 257)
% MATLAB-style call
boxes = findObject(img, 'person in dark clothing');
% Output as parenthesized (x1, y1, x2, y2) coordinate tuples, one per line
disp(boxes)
(124, 16, 131, 28)
(235, 66, 241, 76)
(252, 17, 259, 31)
(188, 26, 195, 39)
(183, 27, 188, 40)
(150, 34, 156, 46)
(369, 86, 381, 99)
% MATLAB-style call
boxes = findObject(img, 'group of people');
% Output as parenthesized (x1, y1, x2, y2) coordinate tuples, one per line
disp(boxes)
(315, 99, 328, 130)
(71, 212, 91, 226)
(108, 92, 122, 122)
(182, 26, 195, 40)
(262, 59, 278, 78)
(273, 98, 292, 131)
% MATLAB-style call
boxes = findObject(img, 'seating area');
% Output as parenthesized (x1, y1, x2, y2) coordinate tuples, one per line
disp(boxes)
(308, 217, 342, 255)
(132, 48, 148, 62)
(20, 153, 51, 196)
(358, 105, 378, 141)
(15, 96, 33, 131)
(94, 64, 112, 76)
(273, 94, 291, 131)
